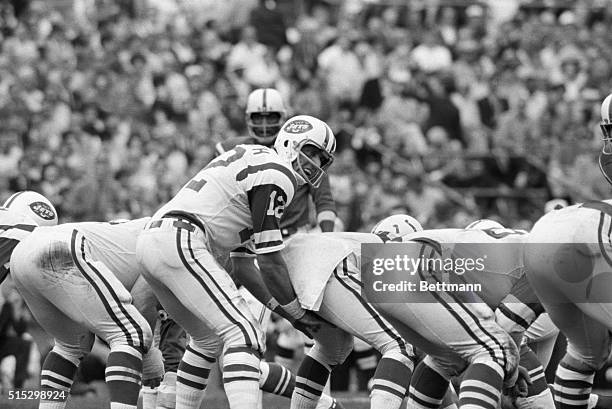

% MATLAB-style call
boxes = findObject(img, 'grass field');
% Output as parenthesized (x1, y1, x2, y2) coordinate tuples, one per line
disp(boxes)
(0, 382, 372, 409)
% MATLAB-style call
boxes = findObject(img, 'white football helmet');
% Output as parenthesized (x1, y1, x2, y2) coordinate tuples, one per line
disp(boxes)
(3, 191, 58, 226)
(274, 115, 336, 188)
(544, 199, 568, 213)
(245, 88, 287, 145)
(371, 214, 423, 242)
(600, 93, 612, 184)
(465, 219, 504, 230)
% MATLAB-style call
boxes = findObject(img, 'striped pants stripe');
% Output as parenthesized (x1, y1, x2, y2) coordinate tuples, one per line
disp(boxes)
(136, 225, 264, 356)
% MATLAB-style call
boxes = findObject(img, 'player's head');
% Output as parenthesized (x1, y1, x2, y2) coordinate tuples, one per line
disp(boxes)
(599, 92, 612, 185)
(274, 115, 336, 188)
(3, 191, 58, 226)
(465, 219, 504, 230)
(371, 214, 423, 242)
(245, 88, 287, 145)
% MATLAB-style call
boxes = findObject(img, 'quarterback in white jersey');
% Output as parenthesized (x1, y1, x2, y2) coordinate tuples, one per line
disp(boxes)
(9, 218, 163, 409)
(136, 115, 336, 409)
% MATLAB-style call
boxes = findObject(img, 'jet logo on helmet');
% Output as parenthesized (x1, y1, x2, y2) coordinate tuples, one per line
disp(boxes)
(283, 120, 313, 134)
(30, 202, 56, 220)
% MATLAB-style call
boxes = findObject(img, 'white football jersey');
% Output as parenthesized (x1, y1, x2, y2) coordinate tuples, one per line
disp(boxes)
(154, 145, 296, 255)
(402, 228, 529, 307)
(282, 232, 382, 309)
(36, 218, 150, 290)
(0, 207, 38, 281)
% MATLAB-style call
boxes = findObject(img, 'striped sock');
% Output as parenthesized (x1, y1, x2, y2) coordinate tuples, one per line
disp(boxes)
(39, 350, 79, 409)
(291, 355, 331, 409)
(222, 347, 261, 408)
(260, 361, 294, 398)
(106, 345, 143, 409)
(176, 345, 216, 409)
(519, 347, 548, 397)
(458, 362, 503, 409)
(370, 356, 412, 409)
(552, 361, 594, 409)
(407, 360, 449, 409)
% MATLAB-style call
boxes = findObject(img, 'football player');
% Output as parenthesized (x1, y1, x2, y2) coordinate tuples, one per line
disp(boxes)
(136, 115, 336, 409)
(523, 92, 612, 409)
(156, 89, 337, 408)
(9, 217, 164, 409)
(233, 230, 416, 409)
(0, 191, 58, 391)
(374, 224, 549, 409)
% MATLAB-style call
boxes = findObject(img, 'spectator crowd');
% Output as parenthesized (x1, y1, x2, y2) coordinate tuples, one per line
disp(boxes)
(0, 0, 611, 233)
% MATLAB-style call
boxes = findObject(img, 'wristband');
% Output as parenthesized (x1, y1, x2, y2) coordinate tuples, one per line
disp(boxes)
(265, 297, 280, 311)
(281, 298, 305, 320)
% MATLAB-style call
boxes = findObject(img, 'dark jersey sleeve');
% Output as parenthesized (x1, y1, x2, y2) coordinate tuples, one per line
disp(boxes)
(313, 173, 336, 215)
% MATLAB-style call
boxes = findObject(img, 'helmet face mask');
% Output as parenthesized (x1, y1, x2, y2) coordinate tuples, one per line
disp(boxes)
(247, 112, 284, 143)
(293, 140, 334, 188)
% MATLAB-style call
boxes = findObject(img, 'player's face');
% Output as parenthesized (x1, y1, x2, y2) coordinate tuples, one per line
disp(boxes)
(300, 144, 322, 178)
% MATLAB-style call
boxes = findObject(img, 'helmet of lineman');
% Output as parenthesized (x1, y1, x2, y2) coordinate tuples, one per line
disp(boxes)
(465, 219, 504, 230)
(3, 191, 58, 226)
(599, 92, 612, 185)
(274, 115, 336, 188)
(371, 214, 423, 242)
(245, 88, 287, 145)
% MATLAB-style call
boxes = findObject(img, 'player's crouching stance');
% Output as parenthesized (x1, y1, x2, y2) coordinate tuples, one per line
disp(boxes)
(9, 217, 163, 409)
(235, 230, 417, 409)
(525, 200, 612, 409)
(136, 115, 336, 409)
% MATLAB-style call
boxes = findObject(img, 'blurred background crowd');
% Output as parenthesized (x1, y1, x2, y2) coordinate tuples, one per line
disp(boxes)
(3, 0, 612, 395)
(0, 0, 611, 232)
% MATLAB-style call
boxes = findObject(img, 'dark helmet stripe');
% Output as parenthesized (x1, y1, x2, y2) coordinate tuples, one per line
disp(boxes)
(262, 89, 267, 112)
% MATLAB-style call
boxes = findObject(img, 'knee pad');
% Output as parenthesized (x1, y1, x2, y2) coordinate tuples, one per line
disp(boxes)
(309, 336, 353, 368)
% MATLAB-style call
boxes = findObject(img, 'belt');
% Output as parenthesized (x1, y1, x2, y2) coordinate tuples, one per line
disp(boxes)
(147, 212, 204, 233)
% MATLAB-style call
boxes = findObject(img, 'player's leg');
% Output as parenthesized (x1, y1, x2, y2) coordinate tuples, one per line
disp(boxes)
(9, 278, 90, 409)
(296, 255, 415, 409)
(375, 298, 518, 409)
(138, 224, 263, 409)
(13, 230, 153, 409)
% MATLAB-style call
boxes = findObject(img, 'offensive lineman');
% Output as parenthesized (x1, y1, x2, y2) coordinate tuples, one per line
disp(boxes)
(523, 90, 612, 409)
(9, 217, 164, 409)
(136, 115, 336, 409)
(0, 191, 58, 391)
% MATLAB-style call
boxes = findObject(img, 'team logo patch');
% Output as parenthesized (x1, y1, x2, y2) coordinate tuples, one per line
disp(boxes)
(283, 120, 313, 134)
(29, 202, 56, 220)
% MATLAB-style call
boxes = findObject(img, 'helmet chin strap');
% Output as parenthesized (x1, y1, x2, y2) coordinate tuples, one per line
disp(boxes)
(599, 151, 612, 186)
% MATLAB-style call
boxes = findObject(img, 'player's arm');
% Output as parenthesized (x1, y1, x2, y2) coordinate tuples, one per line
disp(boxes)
(495, 274, 544, 346)
(131, 275, 158, 331)
(231, 252, 300, 322)
(245, 164, 320, 319)
(312, 174, 336, 232)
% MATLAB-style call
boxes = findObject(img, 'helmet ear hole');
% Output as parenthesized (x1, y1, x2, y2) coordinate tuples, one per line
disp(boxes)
(284, 140, 289, 147)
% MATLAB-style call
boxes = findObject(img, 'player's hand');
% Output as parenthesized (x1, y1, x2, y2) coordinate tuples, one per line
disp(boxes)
(292, 311, 329, 338)
(505, 365, 532, 399)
